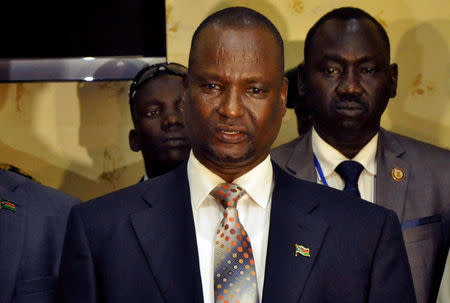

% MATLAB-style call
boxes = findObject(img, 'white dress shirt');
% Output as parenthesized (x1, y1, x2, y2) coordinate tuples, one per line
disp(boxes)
(187, 150, 273, 303)
(312, 127, 378, 202)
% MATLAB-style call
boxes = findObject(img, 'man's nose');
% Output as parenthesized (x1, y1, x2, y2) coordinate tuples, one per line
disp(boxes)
(161, 108, 184, 130)
(336, 67, 363, 96)
(217, 87, 245, 118)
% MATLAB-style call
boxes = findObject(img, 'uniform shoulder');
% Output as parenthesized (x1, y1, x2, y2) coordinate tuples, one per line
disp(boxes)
(0, 169, 79, 213)
(75, 168, 181, 218)
(71, 167, 187, 239)
(383, 130, 449, 158)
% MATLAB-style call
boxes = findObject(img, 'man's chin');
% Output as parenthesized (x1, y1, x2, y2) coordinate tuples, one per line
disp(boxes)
(205, 147, 256, 166)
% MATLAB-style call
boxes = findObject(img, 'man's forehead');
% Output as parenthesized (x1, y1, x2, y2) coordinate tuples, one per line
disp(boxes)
(315, 18, 384, 44)
(190, 25, 279, 66)
(310, 18, 388, 57)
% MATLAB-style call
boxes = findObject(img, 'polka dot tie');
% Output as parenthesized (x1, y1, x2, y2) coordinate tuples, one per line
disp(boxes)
(335, 160, 364, 198)
(211, 183, 259, 303)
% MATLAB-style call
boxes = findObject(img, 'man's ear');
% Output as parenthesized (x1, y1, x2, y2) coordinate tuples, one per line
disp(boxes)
(129, 129, 141, 152)
(389, 63, 398, 98)
(297, 63, 307, 97)
(280, 76, 288, 116)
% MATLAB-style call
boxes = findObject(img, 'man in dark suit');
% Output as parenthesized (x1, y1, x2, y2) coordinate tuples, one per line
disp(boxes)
(128, 62, 190, 181)
(271, 7, 450, 303)
(0, 167, 79, 303)
(57, 7, 416, 303)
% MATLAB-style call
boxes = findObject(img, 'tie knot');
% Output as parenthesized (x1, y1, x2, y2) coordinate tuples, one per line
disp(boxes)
(210, 183, 245, 209)
(335, 160, 364, 184)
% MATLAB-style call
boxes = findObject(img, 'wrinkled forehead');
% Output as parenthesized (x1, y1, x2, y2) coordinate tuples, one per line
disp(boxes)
(189, 25, 283, 73)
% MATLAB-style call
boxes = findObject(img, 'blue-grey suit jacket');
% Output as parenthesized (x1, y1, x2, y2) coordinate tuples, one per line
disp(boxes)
(0, 169, 79, 303)
(271, 128, 450, 303)
(56, 161, 416, 303)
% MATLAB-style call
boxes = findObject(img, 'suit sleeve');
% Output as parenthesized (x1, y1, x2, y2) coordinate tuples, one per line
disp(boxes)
(56, 206, 98, 303)
(368, 210, 417, 303)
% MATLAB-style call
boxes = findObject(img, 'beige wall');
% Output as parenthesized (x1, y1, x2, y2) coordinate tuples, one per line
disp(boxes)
(167, 0, 450, 149)
(0, 81, 143, 201)
(0, 0, 448, 201)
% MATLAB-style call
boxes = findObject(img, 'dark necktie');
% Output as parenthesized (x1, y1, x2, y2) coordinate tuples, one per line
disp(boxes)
(210, 183, 259, 303)
(335, 160, 364, 198)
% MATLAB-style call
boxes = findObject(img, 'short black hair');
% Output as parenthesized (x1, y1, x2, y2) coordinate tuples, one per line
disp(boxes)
(189, 6, 284, 71)
(304, 7, 390, 64)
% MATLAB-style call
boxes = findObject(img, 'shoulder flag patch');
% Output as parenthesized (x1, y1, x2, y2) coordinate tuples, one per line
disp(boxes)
(0, 200, 16, 212)
(295, 244, 311, 257)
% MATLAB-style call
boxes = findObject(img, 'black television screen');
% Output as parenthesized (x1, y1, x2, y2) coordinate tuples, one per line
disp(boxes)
(0, 0, 166, 81)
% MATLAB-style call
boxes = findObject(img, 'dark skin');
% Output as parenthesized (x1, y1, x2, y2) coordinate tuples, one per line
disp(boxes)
(129, 74, 190, 178)
(298, 18, 398, 158)
(184, 24, 288, 182)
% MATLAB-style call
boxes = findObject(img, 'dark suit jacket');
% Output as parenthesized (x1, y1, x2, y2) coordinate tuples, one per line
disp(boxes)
(0, 169, 79, 303)
(56, 161, 416, 303)
(271, 128, 450, 303)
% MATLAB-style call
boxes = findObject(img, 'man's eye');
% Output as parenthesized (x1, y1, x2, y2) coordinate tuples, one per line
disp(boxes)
(323, 67, 340, 75)
(250, 87, 263, 94)
(205, 83, 220, 90)
(361, 67, 375, 74)
(146, 109, 160, 118)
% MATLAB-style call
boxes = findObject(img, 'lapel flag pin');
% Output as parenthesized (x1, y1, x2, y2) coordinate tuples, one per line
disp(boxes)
(1, 200, 16, 212)
(295, 244, 311, 257)
(391, 167, 405, 182)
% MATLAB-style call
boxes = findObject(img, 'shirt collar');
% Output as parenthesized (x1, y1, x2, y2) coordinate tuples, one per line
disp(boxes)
(233, 155, 273, 208)
(187, 150, 273, 209)
(312, 127, 378, 177)
(353, 133, 378, 175)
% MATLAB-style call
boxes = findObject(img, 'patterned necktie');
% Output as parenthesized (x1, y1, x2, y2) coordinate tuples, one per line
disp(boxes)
(335, 160, 364, 198)
(211, 183, 259, 303)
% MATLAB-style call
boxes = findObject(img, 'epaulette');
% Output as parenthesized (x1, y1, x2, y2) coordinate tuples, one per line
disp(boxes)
(0, 163, 40, 183)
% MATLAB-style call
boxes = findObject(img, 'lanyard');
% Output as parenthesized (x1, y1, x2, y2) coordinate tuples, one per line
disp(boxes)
(313, 153, 329, 187)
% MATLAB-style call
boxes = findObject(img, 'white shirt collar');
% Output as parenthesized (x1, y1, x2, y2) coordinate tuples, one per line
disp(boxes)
(312, 127, 378, 177)
(187, 150, 273, 210)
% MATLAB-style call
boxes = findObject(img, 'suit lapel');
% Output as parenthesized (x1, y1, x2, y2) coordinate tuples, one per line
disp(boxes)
(0, 188, 26, 303)
(262, 164, 329, 303)
(375, 129, 409, 223)
(130, 164, 204, 303)
(286, 131, 317, 182)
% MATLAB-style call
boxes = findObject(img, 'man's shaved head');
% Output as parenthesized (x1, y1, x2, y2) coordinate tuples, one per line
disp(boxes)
(189, 6, 284, 73)
(304, 7, 390, 64)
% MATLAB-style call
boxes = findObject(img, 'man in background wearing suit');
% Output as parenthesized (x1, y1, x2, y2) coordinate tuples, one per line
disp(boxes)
(57, 7, 416, 303)
(272, 7, 450, 303)
(128, 62, 190, 181)
(0, 167, 79, 303)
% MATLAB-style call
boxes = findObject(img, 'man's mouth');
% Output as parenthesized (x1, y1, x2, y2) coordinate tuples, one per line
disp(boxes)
(335, 101, 365, 116)
(216, 126, 248, 143)
(162, 136, 189, 148)
(220, 130, 241, 135)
